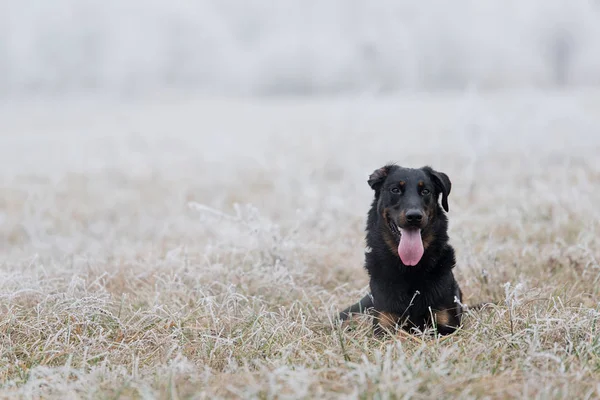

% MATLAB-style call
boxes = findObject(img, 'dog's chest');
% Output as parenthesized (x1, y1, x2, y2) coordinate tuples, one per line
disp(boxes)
(392, 278, 449, 310)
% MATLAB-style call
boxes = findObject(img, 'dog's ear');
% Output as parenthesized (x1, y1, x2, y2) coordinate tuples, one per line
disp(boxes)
(423, 166, 451, 212)
(368, 164, 394, 193)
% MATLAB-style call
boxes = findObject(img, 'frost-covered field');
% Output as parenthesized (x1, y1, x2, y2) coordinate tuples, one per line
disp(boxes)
(1, 89, 600, 398)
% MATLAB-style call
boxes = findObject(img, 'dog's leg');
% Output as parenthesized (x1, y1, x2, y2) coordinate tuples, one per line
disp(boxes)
(373, 311, 400, 336)
(432, 308, 461, 335)
(338, 294, 374, 321)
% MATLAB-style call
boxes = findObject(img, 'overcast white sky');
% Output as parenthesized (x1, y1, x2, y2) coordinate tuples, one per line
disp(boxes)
(2, 1, 600, 98)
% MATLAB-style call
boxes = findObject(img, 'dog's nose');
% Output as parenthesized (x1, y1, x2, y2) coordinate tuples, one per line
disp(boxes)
(406, 210, 423, 223)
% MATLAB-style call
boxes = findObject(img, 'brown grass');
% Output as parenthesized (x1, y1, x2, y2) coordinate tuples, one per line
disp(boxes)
(1, 91, 600, 399)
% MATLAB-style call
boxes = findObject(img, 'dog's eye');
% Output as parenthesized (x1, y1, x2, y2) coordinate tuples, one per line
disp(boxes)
(421, 189, 430, 195)
(390, 187, 401, 194)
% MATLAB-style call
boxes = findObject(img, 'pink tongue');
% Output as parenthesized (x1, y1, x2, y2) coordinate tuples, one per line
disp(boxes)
(398, 228, 424, 266)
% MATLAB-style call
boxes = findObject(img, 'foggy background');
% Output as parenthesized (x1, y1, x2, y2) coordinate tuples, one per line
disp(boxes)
(2, 0, 600, 99)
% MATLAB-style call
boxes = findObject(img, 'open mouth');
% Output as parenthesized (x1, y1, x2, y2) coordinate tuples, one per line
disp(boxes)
(387, 219, 401, 237)
(388, 220, 424, 266)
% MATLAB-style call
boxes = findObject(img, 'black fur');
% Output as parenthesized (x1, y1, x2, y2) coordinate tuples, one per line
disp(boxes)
(339, 164, 463, 336)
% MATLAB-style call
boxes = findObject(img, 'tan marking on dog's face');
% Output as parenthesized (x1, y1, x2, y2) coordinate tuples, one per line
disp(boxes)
(425, 192, 437, 217)
(418, 181, 424, 189)
(382, 231, 398, 255)
(381, 208, 400, 254)
(421, 229, 435, 250)
(382, 207, 389, 220)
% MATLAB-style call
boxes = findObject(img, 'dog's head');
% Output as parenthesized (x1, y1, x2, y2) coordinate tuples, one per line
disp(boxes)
(368, 164, 451, 266)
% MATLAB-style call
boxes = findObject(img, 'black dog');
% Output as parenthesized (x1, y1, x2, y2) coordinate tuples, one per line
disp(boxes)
(339, 164, 463, 336)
